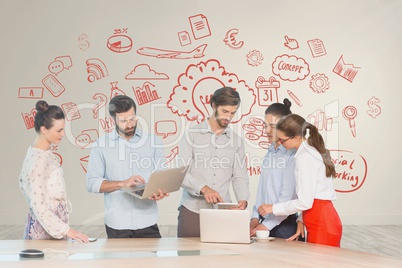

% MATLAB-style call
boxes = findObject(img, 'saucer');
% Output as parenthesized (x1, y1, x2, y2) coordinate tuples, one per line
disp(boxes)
(253, 237, 275, 242)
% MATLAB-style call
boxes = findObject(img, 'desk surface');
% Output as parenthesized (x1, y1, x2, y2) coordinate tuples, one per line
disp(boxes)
(1, 238, 401, 268)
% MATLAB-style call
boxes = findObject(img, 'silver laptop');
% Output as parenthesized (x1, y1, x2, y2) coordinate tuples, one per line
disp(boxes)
(200, 209, 253, 244)
(122, 166, 188, 199)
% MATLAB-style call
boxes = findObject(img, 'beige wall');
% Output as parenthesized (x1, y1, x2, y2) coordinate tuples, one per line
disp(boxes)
(1, 0, 401, 226)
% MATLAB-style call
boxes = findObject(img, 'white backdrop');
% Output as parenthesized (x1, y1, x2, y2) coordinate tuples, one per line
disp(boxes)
(1, 0, 401, 226)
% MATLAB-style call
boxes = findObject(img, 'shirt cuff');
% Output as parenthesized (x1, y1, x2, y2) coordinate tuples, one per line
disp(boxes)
(273, 203, 287, 216)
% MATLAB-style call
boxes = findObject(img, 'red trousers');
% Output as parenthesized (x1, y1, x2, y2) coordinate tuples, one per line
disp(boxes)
(303, 199, 342, 247)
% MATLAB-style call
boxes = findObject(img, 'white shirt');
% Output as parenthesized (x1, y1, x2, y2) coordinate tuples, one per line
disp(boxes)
(273, 141, 336, 216)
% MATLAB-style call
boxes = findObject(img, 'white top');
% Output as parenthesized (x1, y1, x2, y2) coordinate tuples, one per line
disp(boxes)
(273, 141, 336, 216)
(19, 146, 70, 238)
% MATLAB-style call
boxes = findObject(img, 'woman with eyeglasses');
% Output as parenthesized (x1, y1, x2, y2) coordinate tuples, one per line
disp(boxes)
(250, 99, 303, 240)
(257, 114, 342, 247)
(19, 100, 89, 243)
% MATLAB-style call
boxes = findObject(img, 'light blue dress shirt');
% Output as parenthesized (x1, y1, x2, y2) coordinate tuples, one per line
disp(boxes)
(251, 144, 297, 230)
(86, 128, 165, 230)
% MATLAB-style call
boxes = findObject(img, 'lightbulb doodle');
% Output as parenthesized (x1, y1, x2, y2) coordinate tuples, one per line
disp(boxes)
(167, 59, 256, 123)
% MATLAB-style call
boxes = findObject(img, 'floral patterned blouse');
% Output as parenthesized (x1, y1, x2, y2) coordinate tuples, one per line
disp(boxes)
(19, 146, 70, 239)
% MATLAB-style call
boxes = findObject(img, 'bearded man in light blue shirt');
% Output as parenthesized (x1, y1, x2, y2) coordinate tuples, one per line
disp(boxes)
(86, 95, 167, 238)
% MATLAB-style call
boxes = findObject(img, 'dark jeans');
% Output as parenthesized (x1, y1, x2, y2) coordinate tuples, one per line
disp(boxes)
(105, 224, 161, 238)
(270, 214, 305, 241)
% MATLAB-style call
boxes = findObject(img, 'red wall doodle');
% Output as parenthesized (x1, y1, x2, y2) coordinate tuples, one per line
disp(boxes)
(272, 54, 310, 82)
(343, 105, 357, 137)
(133, 82, 160, 106)
(330, 150, 367, 193)
(307, 39, 327, 58)
(92, 93, 107, 119)
(86, 58, 109, 83)
(367, 96, 381, 119)
(178, 31, 191, 46)
(100, 117, 115, 133)
(255, 76, 280, 106)
(223, 28, 244, 50)
(137, 44, 207, 59)
(18, 87, 44, 99)
(48, 56, 72, 76)
(80, 155, 89, 173)
(107, 28, 133, 53)
(189, 14, 211, 40)
(42, 74, 65, 97)
(165, 146, 179, 164)
(307, 110, 333, 131)
(110, 81, 126, 99)
(242, 117, 269, 149)
(167, 59, 256, 123)
(21, 108, 37, 130)
(284, 35, 299, 50)
(125, 64, 169, 80)
(309, 73, 330, 93)
(61, 102, 81, 121)
(287, 89, 302, 107)
(78, 34, 90, 52)
(155, 120, 177, 139)
(246, 50, 263, 66)
(75, 129, 99, 149)
(333, 55, 360, 82)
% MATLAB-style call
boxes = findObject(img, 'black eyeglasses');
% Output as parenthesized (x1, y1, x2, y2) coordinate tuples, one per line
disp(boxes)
(278, 136, 293, 144)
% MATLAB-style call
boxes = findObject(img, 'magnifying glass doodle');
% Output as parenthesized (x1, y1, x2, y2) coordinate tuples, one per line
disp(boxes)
(342, 106, 357, 137)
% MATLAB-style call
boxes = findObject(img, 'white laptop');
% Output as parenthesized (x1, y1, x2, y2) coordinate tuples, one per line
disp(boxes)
(122, 166, 188, 199)
(200, 209, 253, 244)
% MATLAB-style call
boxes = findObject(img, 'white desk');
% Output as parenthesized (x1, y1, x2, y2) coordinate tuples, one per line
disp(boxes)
(1, 238, 401, 267)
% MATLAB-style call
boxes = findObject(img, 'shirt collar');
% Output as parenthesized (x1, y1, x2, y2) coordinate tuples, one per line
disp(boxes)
(199, 119, 231, 138)
(268, 143, 287, 153)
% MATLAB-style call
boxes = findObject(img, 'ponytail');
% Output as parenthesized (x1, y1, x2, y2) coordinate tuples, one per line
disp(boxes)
(305, 123, 336, 178)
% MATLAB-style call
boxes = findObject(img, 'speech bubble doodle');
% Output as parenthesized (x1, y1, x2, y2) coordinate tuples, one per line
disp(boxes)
(155, 120, 177, 139)
(48, 60, 64, 75)
(75, 133, 92, 149)
(272, 54, 310, 82)
(55, 56, 73, 70)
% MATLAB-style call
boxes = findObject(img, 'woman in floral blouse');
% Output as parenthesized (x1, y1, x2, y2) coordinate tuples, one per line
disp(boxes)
(19, 100, 88, 243)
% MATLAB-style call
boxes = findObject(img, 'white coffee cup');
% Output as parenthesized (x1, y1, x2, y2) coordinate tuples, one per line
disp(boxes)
(256, 230, 270, 239)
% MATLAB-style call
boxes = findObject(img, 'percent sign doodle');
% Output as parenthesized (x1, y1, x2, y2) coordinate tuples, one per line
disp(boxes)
(92, 93, 108, 119)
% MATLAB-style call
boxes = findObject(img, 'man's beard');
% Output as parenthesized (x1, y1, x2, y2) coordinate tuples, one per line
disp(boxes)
(214, 110, 230, 128)
(116, 124, 136, 138)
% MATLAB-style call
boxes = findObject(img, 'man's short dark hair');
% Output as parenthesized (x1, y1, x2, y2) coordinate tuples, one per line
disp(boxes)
(210, 87, 241, 108)
(109, 95, 137, 118)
